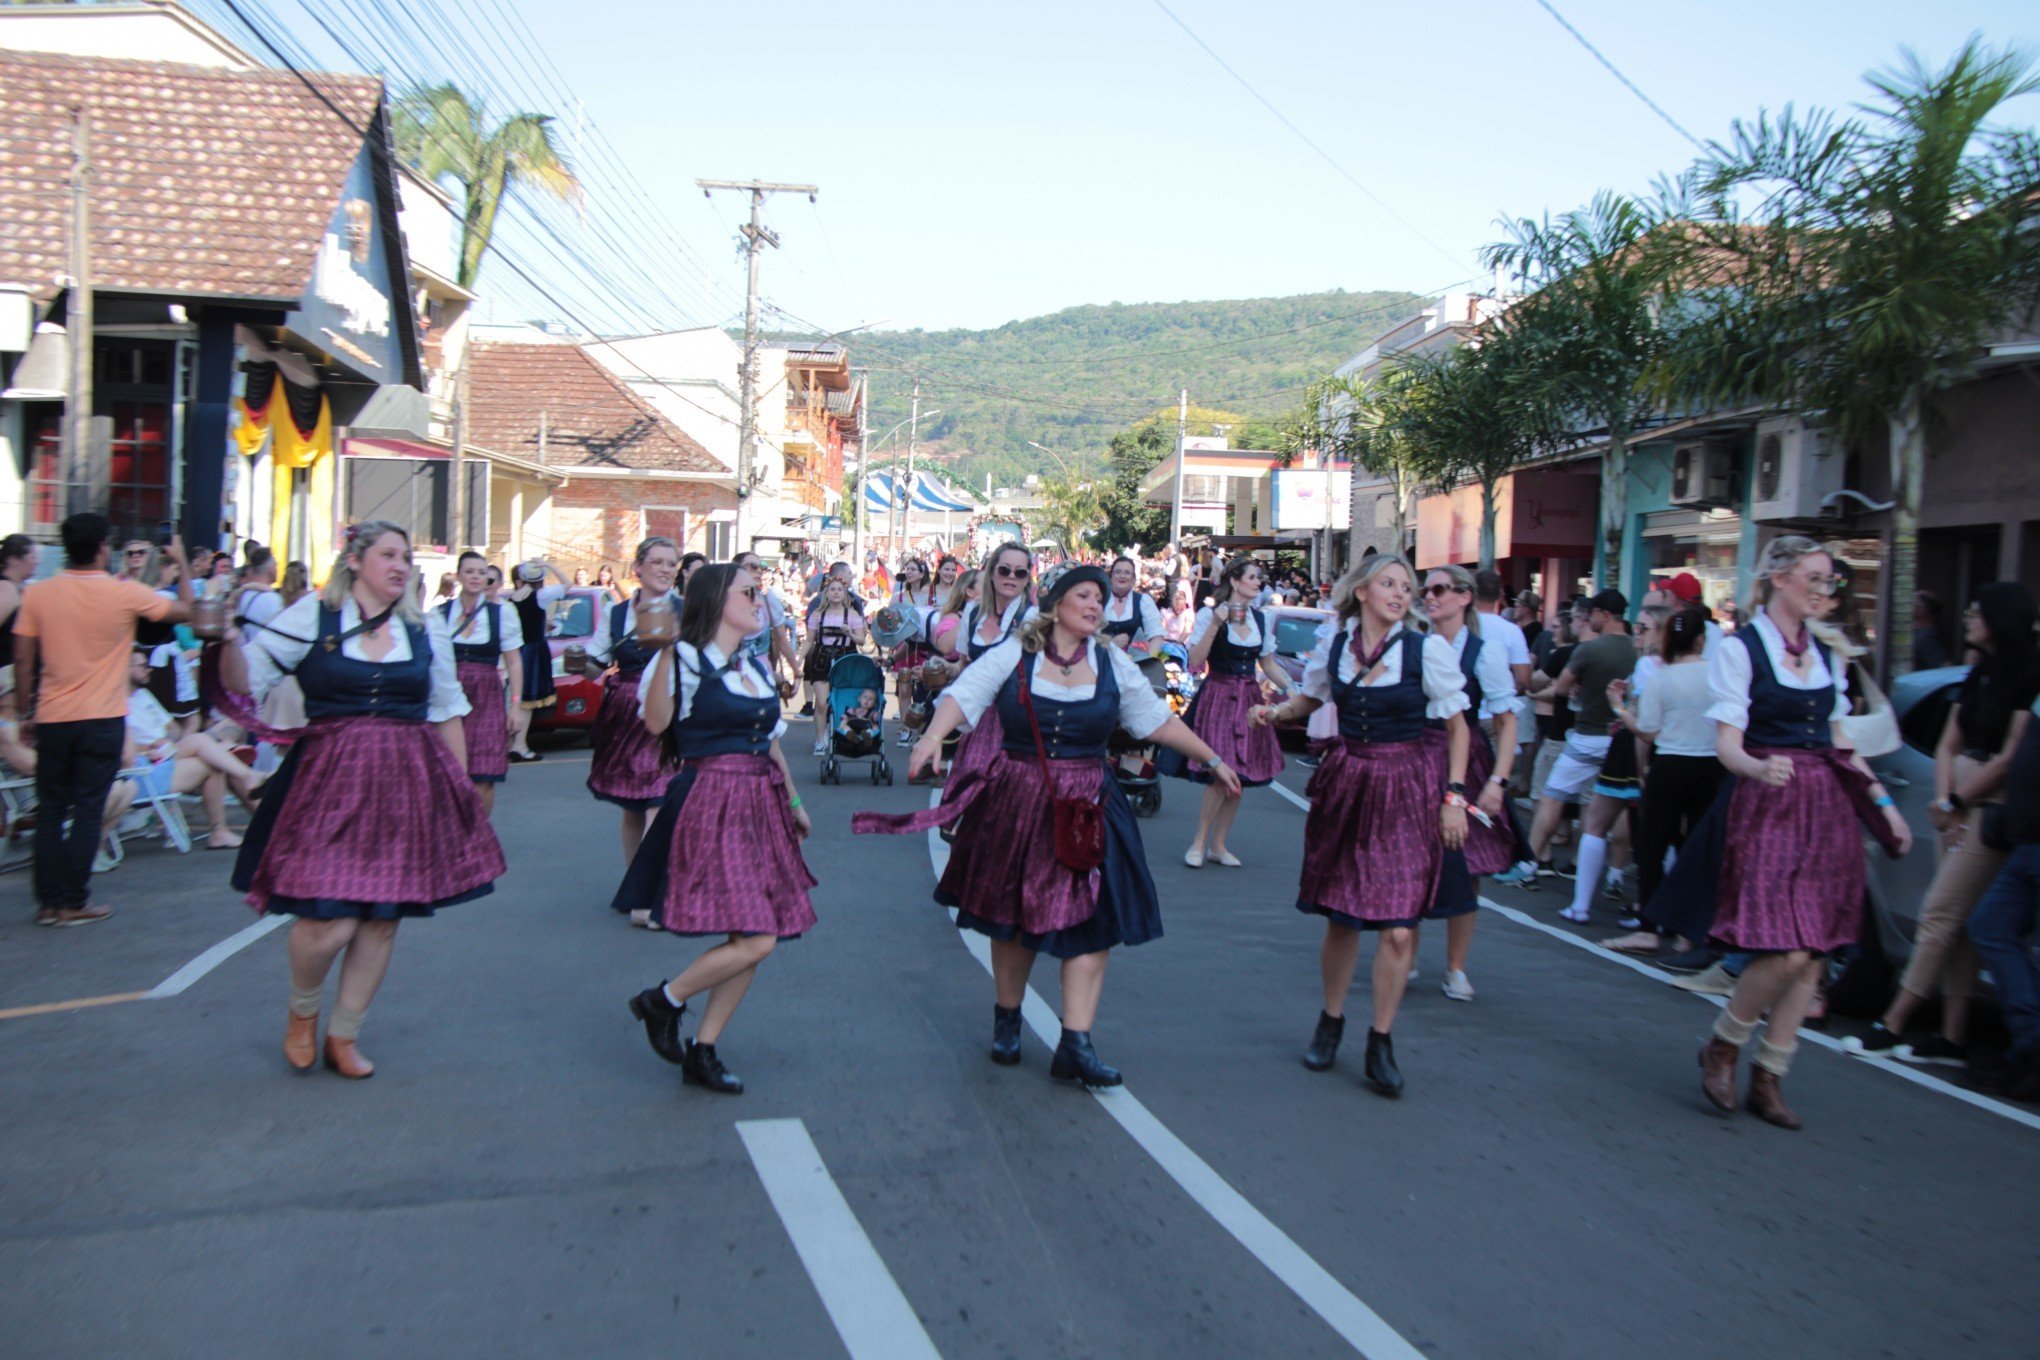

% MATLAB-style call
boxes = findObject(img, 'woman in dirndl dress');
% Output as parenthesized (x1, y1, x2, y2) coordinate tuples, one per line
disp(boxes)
(1167, 557, 1294, 868)
(618, 563, 815, 1095)
(887, 557, 940, 746)
(1101, 555, 1163, 657)
(1692, 536, 1911, 1129)
(856, 565, 1239, 1086)
(1248, 554, 1470, 1097)
(222, 521, 505, 1079)
(938, 542, 1036, 793)
(1416, 565, 1520, 1003)
(505, 560, 566, 762)
(438, 550, 523, 816)
(583, 536, 683, 910)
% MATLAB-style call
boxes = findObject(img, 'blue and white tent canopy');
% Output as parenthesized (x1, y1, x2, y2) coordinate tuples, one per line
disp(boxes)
(861, 470, 976, 513)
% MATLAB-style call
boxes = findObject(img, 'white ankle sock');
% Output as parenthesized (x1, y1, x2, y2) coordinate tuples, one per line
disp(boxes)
(1568, 835, 1608, 916)
(662, 981, 685, 1009)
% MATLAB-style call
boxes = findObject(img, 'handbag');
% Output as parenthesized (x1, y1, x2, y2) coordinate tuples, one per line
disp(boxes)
(1839, 661, 1901, 760)
(1016, 657, 1106, 874)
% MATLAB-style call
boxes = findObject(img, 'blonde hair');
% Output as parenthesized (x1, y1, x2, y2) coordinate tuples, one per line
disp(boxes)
(323, 520, 423, 626)
(1332, 553, 1416, 631)
(940, 568, 976, 619)
(1422, 563, 1481, 637)
(1749, 533, 1862, 660)
(634, 535, 679, 570)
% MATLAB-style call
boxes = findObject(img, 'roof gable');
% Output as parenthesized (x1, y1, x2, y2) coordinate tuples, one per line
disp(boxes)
(467, 342, 726, 475)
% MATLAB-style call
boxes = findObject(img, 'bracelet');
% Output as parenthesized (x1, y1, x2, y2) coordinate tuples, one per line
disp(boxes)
(788, 794, 804, 810)
(1444, 792, 1470, 809)
(1873, 795, 1895, 809)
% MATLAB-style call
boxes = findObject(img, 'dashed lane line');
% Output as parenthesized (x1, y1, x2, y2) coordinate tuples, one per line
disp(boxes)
(925, 796, 1425, 1360)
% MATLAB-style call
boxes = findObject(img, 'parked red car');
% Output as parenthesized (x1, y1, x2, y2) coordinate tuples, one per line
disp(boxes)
(533, 586, 611, 735)
(1265, 604, 1334, 746)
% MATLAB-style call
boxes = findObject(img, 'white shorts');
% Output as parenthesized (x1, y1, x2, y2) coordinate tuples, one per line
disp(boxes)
(1542, 732, 1613, 802)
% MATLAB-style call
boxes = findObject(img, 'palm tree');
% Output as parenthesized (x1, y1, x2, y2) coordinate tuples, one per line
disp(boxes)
(1298, 371, 1439, 560)
(1654, 39, 2040, 670)
(1483, 192, 1679, 590)
(393, 84, 581, 291)
(1038, 473, 1107, 558)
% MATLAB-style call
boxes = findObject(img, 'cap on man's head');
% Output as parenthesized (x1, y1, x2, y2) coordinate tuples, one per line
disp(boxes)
(1588, 588, 1628, 617)
(1663, 572, 1703, 603)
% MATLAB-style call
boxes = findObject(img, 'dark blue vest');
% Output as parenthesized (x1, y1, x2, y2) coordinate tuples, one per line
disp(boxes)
(439, 599, 502, 665)
(299, 605, 432, 722)
(609, 596, 669, 677)
(1425, 629, 1484, 731)
(1101, 593, 1145, 643)
(967, 600, 1023, 660)
(997, 649, 1120, 760)
(1331, 625, 1428, 745)
(1740, 625, 1834, 750)
(667, 648, 780, 760)
(1207, 608, 1268, 677)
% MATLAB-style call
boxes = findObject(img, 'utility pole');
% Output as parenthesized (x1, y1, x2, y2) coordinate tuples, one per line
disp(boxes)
(851, 369, 867, 567)
(898, 378, 920, 553)
(449, 354, 469, 549)
(64, 106, 93, 517)
(696, 178, 819, 555)
(1168, 387, 1188, 548)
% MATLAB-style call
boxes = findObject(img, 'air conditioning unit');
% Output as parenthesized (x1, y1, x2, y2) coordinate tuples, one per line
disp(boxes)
(1749, 416, 1844, 522)
(1668, 440, 1735, 506)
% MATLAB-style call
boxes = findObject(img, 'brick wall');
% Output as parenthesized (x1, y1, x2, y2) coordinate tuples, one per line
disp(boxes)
(552, 477, 732, 563)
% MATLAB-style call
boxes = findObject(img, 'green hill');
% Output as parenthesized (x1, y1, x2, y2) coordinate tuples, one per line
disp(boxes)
(773, 288, 1426, 495)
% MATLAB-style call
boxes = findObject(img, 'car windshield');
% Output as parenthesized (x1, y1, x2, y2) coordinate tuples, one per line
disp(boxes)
(1273, 615, 1324, 657)
(549, 595, 596, 639)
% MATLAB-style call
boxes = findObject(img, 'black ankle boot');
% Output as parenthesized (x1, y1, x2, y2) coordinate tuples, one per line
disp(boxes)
(991, 1005, 1023, 1066)
(1363, 1028, 1403, 1098)
(1303, 1011, 1345, 1071)
(628, 985, 686, 1065)
(681, 1039, 744, 1094)
(1049, 1028, 1122, 1088)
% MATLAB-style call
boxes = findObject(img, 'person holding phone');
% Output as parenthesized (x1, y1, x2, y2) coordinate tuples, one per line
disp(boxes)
(504, 559, 567, 762)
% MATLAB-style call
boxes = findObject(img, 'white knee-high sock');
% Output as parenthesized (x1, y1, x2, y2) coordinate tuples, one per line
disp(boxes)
(1568, 835, 1608, 916)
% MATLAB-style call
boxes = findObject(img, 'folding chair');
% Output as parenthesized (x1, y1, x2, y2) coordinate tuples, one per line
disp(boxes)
(120, 765, 193, 854)
(0, 771, 35, 873)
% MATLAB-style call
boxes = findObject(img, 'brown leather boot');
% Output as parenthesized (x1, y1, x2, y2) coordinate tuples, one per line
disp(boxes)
(1746, 1068, 1802, 1130)
(1698, 1037, 1740, 1113)
(322, 1036, 375, 1079)
(284, 1012, 317, 1073)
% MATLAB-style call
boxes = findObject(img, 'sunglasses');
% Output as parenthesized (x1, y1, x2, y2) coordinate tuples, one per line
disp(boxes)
(995, 565, 1031, 581)
(1421, 583, 1465, 598)
(735, 586, 760, 601)
(126, 548, 149, 557)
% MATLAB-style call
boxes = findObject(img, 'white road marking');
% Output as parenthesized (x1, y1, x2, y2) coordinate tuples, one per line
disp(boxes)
(925, 793, 1423, 1360)
(146, 914, 289, 999)
(736, 1118, 944, 1360)
(1263, 781, 2040, 1134)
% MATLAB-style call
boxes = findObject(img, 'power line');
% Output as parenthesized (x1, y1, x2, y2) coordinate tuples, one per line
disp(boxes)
(1529, 0, 1706, 151)
(1147, 0, 1469, 274)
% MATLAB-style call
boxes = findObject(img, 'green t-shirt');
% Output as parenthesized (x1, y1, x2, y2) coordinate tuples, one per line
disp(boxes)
(1566, 633, 1637, 736)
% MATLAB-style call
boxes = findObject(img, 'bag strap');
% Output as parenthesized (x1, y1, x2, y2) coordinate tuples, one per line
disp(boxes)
(1014, 652, 1055, 775)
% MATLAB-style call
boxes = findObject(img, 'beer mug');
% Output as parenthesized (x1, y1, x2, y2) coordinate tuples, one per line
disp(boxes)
(920, 655, 953, 695)
(634, 594, 678, 647)
(190, 593, 228, 641)
(562, 643, 588, 674)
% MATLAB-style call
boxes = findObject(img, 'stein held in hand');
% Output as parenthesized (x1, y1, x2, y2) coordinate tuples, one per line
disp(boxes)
(633, 593, 678, 647)
(562, 642, 588, 674)
(189, 593, 228, 640)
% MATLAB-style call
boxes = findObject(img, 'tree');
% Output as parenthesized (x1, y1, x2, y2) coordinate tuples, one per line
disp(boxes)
(1038, 474, 1108, 558)
(1295, 371, 1440, 560)
(393, 84, 581, 291)
(1095, 419, 1173, 553)
(1483, 192, 1679, 589)
(1653, 39, 2040, 670)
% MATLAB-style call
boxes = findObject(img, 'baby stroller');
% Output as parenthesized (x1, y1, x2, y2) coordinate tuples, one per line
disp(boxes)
(819, 652, 894, 786)
(1107, 648, 1174, 818)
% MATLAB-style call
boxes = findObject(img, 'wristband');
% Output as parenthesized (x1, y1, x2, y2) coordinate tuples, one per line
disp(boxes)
(1873, 795, 1895, 809)
(1444, 792, 1470, 809)
(788, 794, 803, 810)
(1489, 774, 1508, 786)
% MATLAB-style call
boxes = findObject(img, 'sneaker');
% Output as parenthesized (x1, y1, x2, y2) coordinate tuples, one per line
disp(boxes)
(811, 740, 829, 757)
(1603, 871, 1631, 902)
(1296, 753, 1321, 769)
(1656, 946, 1718, 975)
(1441, 970, 1475, 1002)
(1841, 1023, 1909, 1058)
(1617, 915, 1644, 932)
(1672, 962, 1735, 996)
(1559, 905, 1592, 924)
(799, 702, 814, 716)
(896, 730, 914, 747)
(1898, 1033, 1968, 1067)
(1492, 862, 1539, 888)
(1550, 861, 1577, 882)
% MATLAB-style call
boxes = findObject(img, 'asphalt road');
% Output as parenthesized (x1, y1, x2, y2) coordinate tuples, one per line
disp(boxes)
(5, 731, 2039, 1360)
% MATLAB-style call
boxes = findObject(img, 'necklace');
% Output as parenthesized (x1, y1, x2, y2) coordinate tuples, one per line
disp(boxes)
(1779, 617, 1812, 658)
(1043, 635, 1086, 676)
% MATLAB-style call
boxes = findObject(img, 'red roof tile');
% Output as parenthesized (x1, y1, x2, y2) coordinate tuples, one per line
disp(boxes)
(0, 49, 383, 301)
(467, 342, 726, 475)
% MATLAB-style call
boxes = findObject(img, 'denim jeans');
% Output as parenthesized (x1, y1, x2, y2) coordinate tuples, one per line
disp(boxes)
(31, 716, 125, 912)
(1967, 843, 2040, 1058)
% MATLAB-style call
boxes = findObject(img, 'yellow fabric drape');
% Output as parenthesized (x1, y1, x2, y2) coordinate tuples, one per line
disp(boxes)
(233, 396, 272, 458)
(264, 387, 337, 582)
(306, 445, 336, 579)
(272, 390, 332, 470)
(269, 461, 294, 572)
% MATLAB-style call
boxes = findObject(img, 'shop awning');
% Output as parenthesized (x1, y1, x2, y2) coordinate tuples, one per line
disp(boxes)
(1415, 469, 1598, 569)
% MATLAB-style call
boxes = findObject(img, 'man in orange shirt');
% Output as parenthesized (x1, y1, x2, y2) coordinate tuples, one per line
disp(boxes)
(13, 513, 192, 925)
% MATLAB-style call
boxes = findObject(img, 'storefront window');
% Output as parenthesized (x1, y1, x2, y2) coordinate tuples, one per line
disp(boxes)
(106, 400, 171, 533)
(1644, 509, 1742, 616)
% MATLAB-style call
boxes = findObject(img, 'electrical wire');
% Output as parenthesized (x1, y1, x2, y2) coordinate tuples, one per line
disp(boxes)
(1529, 0, 1706, 151)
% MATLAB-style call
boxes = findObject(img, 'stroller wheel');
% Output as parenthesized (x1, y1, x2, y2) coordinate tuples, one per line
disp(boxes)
(878, 756, 893, 786)
(1132, 785, 1162, 818)
(822, 757, 837, 785)
(869, 761, 881, 785)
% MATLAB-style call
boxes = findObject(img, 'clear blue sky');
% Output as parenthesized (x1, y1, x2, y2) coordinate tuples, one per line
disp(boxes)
(237, 0, 2040, 334)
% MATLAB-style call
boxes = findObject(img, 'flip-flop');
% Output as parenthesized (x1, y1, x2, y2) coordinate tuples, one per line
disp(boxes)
(1601, 933, 1660, 955)
(52, 905, 114, 927)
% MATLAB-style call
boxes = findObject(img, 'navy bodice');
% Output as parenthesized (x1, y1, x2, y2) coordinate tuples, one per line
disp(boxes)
(299, 605, 432, 722)
(1330, 626, 1428, 745)
(1424, 630, 1483, 732)
(1740, 626, 1834, 749)
(609, 596, 669, 677)
(967, 601, 1022, 660)
(997, 649, 1121, 761)
(440, 599, 502, 665)
(1207, 608, 1268, 677)
(667, 649, 780, 760)
(512, 589, 547, 650)
(1101, 594, 1144, 643)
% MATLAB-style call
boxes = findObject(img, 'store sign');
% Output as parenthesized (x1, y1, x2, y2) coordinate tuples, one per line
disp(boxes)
(1271, 470, 1351, 532)
(312, 226, 392, 337)
(293, 149, 408, 382)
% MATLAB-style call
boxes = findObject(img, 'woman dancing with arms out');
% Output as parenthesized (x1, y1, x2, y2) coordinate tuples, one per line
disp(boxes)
(582, 537, 683, 911)
(219, 521, 505, 1078)
(1168, 557, 1294, 868)
(1248, 554, 1470, 1097)
(1692, 537, 1911, 1127)
(439, 550, 523, 816)
(617, 563, 815, 1095)
(855, 566, 1240, 1086)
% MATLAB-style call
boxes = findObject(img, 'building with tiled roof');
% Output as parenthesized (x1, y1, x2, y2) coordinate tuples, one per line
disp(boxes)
(469, 340, 738, 564)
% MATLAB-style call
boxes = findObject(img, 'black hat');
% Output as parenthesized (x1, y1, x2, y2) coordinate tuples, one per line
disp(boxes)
(1587, 588, 1628, 616)
(1040, 564, 1110, 613)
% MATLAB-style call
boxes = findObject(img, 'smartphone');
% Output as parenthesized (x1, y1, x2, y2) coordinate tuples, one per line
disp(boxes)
(156, 520, 175, 546)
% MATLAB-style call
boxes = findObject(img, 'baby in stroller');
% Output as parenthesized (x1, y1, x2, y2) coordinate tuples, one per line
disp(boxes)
(834, 688, 884, 757)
